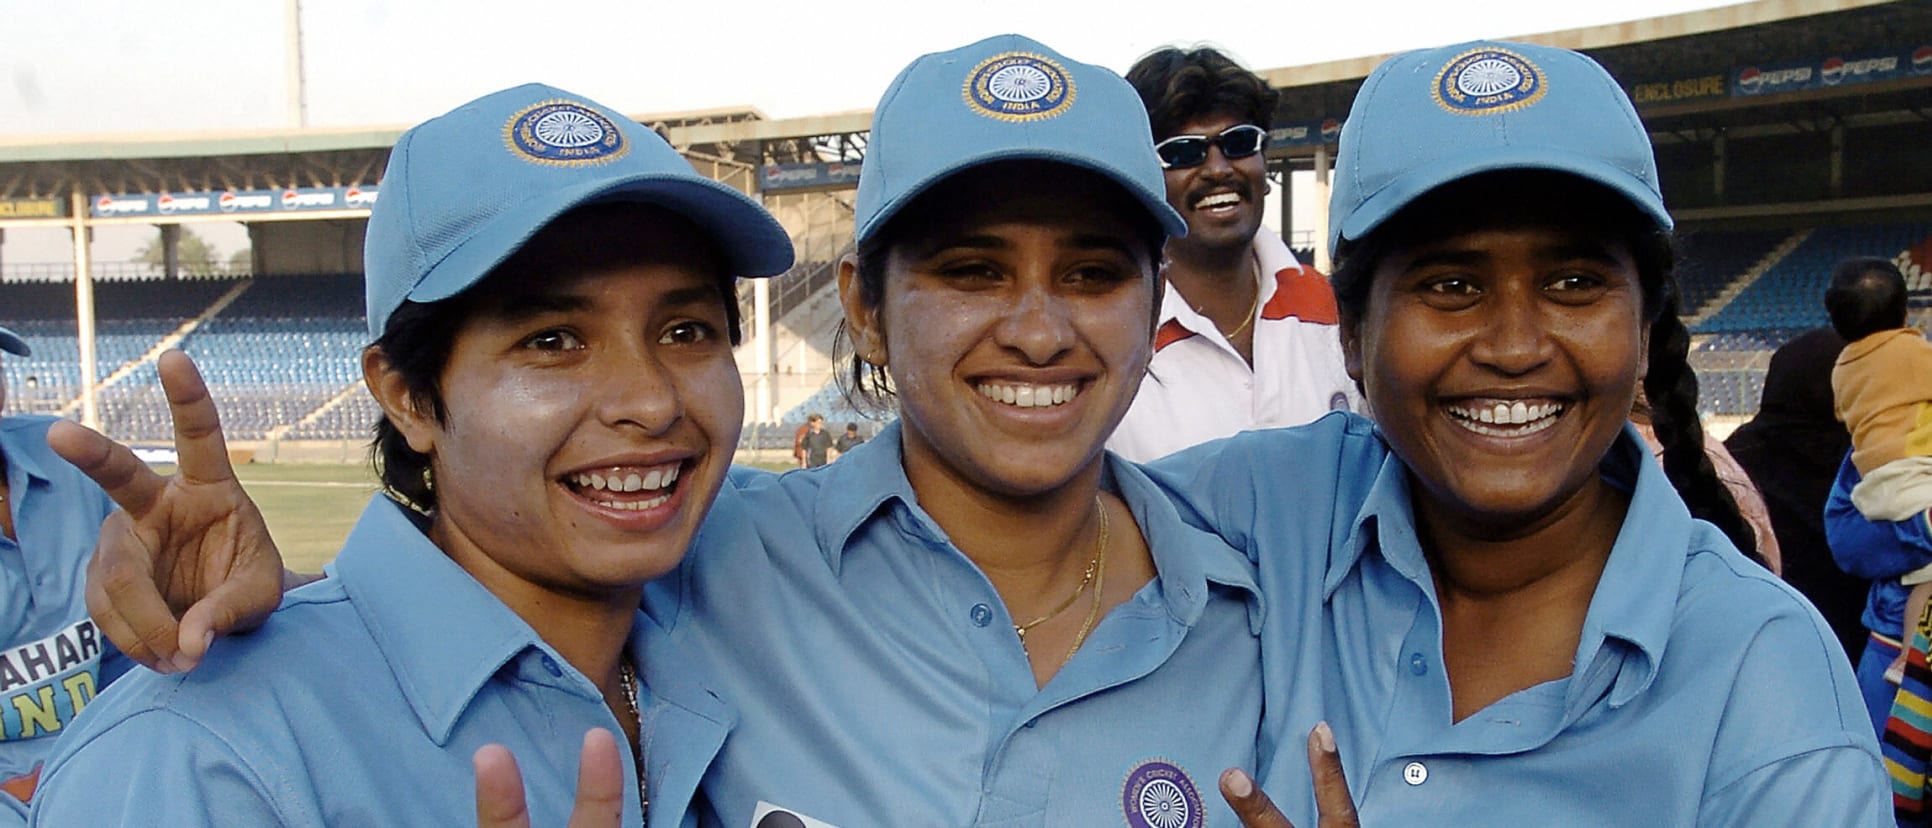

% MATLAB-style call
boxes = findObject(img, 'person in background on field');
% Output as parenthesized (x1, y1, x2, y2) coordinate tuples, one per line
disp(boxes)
(796, 413, 833, 468)
(0, 325, 130, 826)
(830, 422, 865, 461)
(1726, 327, 1861, 660)
(1109, 46, 1358, 462)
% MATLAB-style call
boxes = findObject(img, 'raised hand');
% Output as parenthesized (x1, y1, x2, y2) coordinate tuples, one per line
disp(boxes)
(48, 350, 288, 673)
(1222, 722, 1360, 828)
(475, 730, 625, 828)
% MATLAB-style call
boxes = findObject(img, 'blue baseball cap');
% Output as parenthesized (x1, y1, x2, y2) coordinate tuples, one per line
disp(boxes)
(854, 34, 1186, 245)
(0, 325, 28, 357)
(364, 83, 795, 337)
(1329, 40, 1670, 253)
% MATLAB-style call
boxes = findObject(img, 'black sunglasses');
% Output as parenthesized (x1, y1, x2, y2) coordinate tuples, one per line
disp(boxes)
(1154, 124, 1268, 169)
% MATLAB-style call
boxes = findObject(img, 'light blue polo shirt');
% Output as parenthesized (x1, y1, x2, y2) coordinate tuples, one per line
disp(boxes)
(29, 495, 731, 828)
(1147, 413, 1887, 827)
(0, 415, 125, 826)
(643, 422, 1263, 828)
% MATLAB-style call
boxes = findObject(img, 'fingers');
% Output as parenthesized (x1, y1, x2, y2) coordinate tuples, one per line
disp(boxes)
(1221, 767, 1296, 828)
(155, 350, 236, 486)
(176, 551, 287, 664)
(474, 744, 533, 828)
(84, 513, 187, 673)
(46, 420, 168, 517)
(567, 728, 626, 828)
(1306, 722, 1360, 828)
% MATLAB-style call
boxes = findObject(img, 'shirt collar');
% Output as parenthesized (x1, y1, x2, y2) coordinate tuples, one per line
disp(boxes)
(0, 416, 53, 483)
(811, 421, 926, 574)
(1333, 424, 1684, 705)
(331, 495, 593, 744)
(1108, 451, 1263, 630)
(1155, 234, 1301, 335)
(809, 422, 1261, 625)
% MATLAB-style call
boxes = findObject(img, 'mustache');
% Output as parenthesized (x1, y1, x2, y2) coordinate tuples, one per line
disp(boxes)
(1185, 177, 1258, 207)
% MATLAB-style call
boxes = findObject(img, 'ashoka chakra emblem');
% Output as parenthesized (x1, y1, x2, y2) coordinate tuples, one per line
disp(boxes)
(532, 109, 605, 148)
(1456, 58, 1523, 96)
(987, 64, 1053, 102)
(1137, 779, 1191, 828)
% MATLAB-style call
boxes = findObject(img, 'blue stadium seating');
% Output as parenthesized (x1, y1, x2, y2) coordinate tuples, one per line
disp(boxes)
(1696, 222, 1932, 334)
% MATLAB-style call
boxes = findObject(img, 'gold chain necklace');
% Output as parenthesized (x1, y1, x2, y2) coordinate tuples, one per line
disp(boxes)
(618, 659, 649, 819)
(1013, 496, 1107, 644)
(1219, 254, 1264, 341)
(1059, 500, 1109, 670)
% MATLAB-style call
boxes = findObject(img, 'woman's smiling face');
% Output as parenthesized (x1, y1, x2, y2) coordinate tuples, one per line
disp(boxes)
(371, 205, 744, 603)
(842, 161, 1161, 499)
(1345, 218, 1650, 539)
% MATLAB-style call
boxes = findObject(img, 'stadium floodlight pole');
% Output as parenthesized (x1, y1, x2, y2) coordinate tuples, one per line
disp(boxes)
(68, 191, 99, 431)
(285, 0, 307, 128)
(1311, 143, 1332, 274)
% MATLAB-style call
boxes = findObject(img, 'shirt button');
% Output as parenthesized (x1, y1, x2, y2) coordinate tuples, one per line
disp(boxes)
(1408, 653, 1428, 675)
(970, 603, 994, 627)
(1403, 761, 1428, 786)
(540, 655, 563, 677)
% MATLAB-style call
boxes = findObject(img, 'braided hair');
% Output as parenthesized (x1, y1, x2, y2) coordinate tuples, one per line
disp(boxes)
(1330, 171, 1761, 564)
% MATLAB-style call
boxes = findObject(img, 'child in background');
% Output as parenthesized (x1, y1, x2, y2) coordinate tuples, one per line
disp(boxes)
(1826, 256, 1932, 684)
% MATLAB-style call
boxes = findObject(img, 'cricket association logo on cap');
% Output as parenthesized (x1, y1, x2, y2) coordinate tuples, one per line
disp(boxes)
(1122, 759, 1205, 828)
(1433, 47, 1548, 115)
(504, 100, 629, 165)
(963, 52, 1075, 122)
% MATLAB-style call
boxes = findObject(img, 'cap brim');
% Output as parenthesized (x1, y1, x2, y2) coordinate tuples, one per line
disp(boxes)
(0, 327, 29, 357)
(856, 147, 1187, 245)
(1335, 149, 1673, 251)
(409, 173, 795, 306)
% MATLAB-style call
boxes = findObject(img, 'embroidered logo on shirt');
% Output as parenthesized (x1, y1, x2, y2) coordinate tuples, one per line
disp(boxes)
(750, 801, 842, 828)
(1122, 759, 1205, 828)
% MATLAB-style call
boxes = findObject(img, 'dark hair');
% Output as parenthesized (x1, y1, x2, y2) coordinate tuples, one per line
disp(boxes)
(1331, 171, 1761, 564)
(1824, 256, 1907, 342)
(1126, 47, 1278, 140)
(368, 202, 741, 511)
(832, 163, 1168, 415)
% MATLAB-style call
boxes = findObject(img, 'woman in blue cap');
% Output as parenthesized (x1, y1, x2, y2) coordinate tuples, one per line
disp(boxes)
(28, 82, 795, 826)
(1140, 40, 1884, 825)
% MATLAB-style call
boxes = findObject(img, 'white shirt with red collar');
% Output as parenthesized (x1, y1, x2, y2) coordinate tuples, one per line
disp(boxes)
(1108, 232, 1361, 463)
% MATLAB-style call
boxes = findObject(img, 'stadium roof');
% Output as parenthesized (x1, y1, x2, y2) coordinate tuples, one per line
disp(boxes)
(1, 0, 1926, 199)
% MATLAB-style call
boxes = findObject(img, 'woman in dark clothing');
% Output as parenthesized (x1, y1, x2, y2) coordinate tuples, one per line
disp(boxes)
(1725, 327, 1860, 658)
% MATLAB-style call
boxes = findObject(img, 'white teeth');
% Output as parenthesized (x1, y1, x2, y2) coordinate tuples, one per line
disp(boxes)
(570, 465, 680, 493)
(1447, 400, 1565, 434)
(977, 382, 1080, 409)
(587, 493, 672, 511)
(1196, 193, 1240, 209)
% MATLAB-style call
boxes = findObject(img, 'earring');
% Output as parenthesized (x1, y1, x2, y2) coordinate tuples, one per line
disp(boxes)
(422, 466, 435, 493)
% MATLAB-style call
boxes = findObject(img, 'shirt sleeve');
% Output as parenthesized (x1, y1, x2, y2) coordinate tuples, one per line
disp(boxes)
(1699, 746, 1888, 827)
(1699, 605, 1889, 827)
(1827, 455, 1932, 579)
(28, 710, 288, 827)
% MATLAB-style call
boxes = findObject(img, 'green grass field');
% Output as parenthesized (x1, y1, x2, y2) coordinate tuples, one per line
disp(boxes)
(157, 457, 795, 574)
(150, 462, 380, 575)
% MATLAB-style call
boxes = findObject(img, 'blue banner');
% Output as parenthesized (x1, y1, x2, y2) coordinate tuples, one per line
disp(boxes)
(90, 186, 379, 218)
(759, 162, 862, 193)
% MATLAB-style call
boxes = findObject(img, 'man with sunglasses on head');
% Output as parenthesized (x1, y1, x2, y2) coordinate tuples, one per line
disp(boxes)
(1110, 46, 1359, 462)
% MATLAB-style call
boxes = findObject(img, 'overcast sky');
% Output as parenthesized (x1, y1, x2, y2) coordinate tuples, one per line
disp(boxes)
(0, 0, 1744, 261)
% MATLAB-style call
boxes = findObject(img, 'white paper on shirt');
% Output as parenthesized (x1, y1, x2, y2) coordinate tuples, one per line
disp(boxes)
(750, 801, 842, 828)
